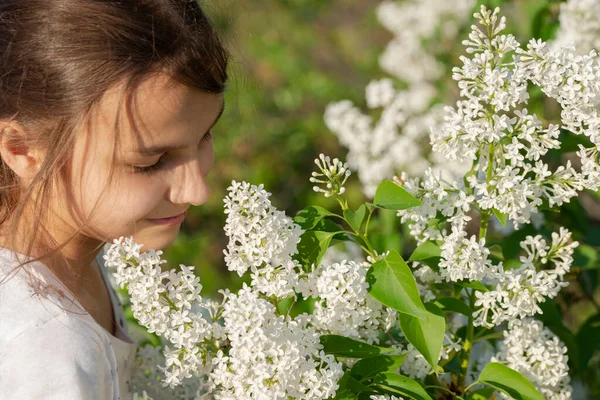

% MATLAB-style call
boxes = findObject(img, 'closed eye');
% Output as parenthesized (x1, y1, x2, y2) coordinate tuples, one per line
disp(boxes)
(132, 130, 213, 175)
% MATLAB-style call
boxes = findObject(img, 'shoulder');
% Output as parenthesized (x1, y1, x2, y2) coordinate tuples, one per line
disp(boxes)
(0, 317, 115, 400)
(0, 250, 68, 345)
(0, 248, 120, 399)
(0, 248, 113, 353)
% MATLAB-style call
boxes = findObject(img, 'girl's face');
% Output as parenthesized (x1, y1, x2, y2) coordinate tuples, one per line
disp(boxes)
(53, 73, 224, 251)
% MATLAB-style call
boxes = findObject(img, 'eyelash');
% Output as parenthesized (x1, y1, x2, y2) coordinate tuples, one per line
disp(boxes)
(133, 130, 213, 175)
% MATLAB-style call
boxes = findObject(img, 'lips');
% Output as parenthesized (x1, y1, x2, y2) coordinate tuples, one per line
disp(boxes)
(148, 211, 187, 225)
(149, 210, 187, 221)
(148, 211, 187, 221)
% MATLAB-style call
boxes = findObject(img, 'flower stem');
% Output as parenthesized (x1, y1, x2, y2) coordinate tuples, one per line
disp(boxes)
(458, 290, 476, 389)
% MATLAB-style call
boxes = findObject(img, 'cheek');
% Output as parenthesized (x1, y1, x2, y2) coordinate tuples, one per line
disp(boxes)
(91, 178, 163, 223)
(67, 165, 164, 239)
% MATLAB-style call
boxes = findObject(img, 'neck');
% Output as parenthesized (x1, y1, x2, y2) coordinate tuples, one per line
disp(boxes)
(0, 203, 104, 288)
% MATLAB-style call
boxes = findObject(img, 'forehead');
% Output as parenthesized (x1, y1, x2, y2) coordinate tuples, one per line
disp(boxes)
(86, 73, 223, 152)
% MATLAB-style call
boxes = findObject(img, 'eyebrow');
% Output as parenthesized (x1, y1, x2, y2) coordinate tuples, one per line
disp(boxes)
(134, 101, 225, 156)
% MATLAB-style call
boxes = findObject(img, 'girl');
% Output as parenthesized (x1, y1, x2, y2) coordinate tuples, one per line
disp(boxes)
(0, 0, 228, 399)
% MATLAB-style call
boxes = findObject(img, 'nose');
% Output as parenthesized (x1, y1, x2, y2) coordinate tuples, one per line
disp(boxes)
(167, 155, 212, 206)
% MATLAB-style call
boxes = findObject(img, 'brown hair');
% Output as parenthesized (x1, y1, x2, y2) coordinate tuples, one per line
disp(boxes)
(0, 0, 228, 291)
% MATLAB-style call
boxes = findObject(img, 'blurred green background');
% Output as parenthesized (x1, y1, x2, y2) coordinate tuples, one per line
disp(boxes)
(164, 0, 388, 296)
(162, 0, 571, 297)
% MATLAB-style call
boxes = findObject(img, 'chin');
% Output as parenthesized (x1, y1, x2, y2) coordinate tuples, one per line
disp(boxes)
(133, 231, 179, 253)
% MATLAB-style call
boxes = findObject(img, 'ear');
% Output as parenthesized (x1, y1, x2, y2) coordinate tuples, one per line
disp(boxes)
(0, 122, 45, 185)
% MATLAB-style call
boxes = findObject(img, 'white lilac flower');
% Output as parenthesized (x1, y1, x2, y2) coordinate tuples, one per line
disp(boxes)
(209, 285, 343, 400)
(427, 5, 600, 231)
(519, 38, 600, 159)
(104, 237, 221, 388)
(365, 78, 397, 109)
(376, 0, 475, 82)
(303, 260, 396, 344)
(412, 263, 441, 303)
(370, 395, 404, 400)
(325, 83, 470, 198)
(395, 169, 473, 244)
(492, 319, 572, 399)
(400, 336, 462, 380)
(320, 242, 365, 267)
(438, 225, 501, 282)
(223, 181, 304, 297)
(131, 344, 204, 400)
(552, 0, 600, 55)
(325, 0, 474, 199)
(490, 210, 546, 236)
(310, 153, 352, 198)
(473, 228, 578, 328)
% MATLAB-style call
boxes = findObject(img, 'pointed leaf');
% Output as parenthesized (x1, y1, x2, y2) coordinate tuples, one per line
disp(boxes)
(321, 335, 393, 358)
(477, 363, 544, 400)
(455, 281, 489, 292)
(295, 230, 338, 270)
(344, 204, 367, 233)
(398, 304, 445, 371)
(294, 206, 339, 230)
(367, 250, 427, 320)
(409, 241, 441, 261)
(334, 373, 364, 399)
(374, 181, 422, 210)
(351, 354, 407, 381)
(493, 208, 508, 227)
(373, 373, 433, 400)
(466, 388, 496, 400)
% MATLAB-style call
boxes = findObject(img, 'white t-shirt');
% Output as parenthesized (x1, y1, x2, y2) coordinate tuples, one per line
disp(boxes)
(0, 246, 138, 400)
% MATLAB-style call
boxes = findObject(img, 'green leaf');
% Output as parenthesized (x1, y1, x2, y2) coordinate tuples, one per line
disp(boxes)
(409, 241, 441, 261)
(339, 372, 372, 396)
(373, 181, 422, 210)
(432, 298, 472, 317)
(492, 208, 508, 227)
(333, 391, 356, 400)
(373, 373, 433, 400)
(367, 250, 427, 319)
(477, 362, 545, 400)
(466, 387, 496, 400)
(295, 230, 339, 270)
(344, 204, 367, 233)
(294, 205, 338, 230)
(350, 354, 407, 381)
(398, 303, 445, 371)
(320, 335, 393, 358)
(455, 281, 489, 292)
(334, 372, 367, 399)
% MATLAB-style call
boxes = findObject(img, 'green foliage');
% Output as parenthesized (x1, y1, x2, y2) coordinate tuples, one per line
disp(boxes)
(350, 354, 407, 381)
(398, 304, 446, 371)
(367, 250, 428, 319)
(476, 363, 545, 400)
(372, 373, 433, 400)
(373, 181, 422, 210)
(320, 335, 394, 358)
